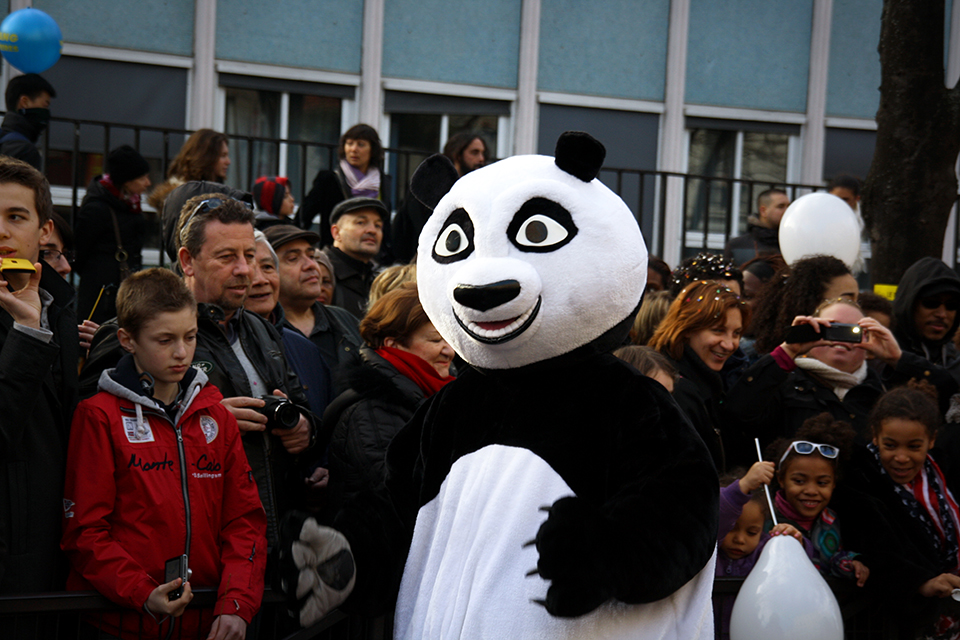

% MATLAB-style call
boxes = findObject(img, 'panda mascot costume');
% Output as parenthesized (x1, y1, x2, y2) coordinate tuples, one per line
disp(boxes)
(286, 132, 718, 639)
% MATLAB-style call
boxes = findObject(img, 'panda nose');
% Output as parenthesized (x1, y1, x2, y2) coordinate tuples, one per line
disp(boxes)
(453, 280, 521, 311)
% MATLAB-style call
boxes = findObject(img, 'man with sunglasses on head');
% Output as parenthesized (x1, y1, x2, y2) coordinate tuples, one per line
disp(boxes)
(887, 256, 960, 407)
(80, 192, 319, 560)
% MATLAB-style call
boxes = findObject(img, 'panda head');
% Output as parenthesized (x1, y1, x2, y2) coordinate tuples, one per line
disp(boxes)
(413, 132, 647, 370)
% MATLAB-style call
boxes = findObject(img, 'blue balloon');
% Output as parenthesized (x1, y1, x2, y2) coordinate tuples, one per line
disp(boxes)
(0, 8, 62, 74)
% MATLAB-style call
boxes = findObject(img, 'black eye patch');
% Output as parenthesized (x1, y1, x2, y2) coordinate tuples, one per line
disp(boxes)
(432, 208, 475, 264)
(506, 197, 578, 253)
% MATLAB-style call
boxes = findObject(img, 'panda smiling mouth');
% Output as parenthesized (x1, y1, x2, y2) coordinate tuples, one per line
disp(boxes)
(456, 297, 542, 344)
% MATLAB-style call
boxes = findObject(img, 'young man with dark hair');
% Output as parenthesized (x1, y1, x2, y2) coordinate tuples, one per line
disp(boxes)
(63, 268, 266, 640)
(0, 73, 56, 171)
(723, 187, 790, 266)
(442, 131, 488, 176)
(0, 156, 78, 592)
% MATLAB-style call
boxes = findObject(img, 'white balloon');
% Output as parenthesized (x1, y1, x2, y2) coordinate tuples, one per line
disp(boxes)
(778, 192, 861, 269)
(730, 536, 843, 640)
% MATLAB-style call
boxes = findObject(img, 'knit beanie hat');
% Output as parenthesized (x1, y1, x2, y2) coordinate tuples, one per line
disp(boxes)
(253, 176, 290, 216)
(106, 145, 150, 188)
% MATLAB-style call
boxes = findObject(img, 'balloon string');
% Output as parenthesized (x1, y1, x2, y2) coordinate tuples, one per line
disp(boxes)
(756, 438, 778, 526)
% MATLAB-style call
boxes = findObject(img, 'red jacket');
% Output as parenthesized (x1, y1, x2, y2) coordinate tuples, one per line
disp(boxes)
(61, 366, 267, 639)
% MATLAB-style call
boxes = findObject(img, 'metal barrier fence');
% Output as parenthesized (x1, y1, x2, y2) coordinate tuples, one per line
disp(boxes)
(0, 587, 352, 640)
(0, 580, 908, 640)
(34, 115, 840, 264)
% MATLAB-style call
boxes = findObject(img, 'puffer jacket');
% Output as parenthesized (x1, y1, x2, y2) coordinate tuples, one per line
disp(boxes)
(321, 346, 425, 514)
(80, 305, 318, 548)
(62, 357, 267, 640)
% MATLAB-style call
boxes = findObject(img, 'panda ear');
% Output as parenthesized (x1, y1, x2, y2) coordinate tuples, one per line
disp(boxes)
(410, 154, 460, 211)
(554, 131, 606, 182)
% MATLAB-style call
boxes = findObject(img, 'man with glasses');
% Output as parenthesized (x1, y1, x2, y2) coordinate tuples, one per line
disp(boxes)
(41, 211, 73, 279)
(888, 256, 960, 403)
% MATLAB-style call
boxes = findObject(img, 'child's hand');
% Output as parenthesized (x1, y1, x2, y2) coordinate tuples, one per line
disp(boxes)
(851, 560, 870, 587)
(919, 573, 960, 598)
(770, 523, 804, 544)
(739, 461, 775, 494)
(145, 577, 193, 618)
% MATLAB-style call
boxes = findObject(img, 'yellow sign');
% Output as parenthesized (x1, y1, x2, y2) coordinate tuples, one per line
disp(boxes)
(873, 284, 897, 301)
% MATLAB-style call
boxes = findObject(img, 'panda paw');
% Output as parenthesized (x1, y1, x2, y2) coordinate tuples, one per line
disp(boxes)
(529, 496, 613, 617)
(278, 511, 357, 627)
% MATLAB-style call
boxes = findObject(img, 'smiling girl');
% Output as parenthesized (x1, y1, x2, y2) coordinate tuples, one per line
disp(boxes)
(848, 383, 960, 638)
(650, 280, 750, 472)
(770, 414, 870, 586)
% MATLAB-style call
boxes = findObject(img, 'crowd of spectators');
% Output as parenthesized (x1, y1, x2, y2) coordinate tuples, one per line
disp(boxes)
(3, 69, 960, 639)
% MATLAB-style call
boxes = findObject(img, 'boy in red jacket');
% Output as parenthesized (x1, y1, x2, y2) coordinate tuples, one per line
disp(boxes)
(62, 268, 267, 640)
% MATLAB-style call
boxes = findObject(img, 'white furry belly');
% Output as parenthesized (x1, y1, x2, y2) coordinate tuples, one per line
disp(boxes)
(394, 444, 715, 640)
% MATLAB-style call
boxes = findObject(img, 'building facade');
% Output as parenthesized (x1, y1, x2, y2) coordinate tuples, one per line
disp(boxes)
(9, 0, 960, 265)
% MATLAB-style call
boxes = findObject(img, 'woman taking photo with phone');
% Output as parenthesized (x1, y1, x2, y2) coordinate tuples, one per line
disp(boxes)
(724, 299, 902, 451)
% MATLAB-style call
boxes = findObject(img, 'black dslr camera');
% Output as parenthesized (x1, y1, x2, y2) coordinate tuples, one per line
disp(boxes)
(258, 396, 300, 430)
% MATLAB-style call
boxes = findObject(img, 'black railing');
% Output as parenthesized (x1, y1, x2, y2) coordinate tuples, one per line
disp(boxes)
(0, 580, 908, 639)
(32, 114, 960, 273)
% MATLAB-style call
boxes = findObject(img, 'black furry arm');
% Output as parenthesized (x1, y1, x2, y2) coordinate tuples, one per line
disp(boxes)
(535, 377, 719, 615)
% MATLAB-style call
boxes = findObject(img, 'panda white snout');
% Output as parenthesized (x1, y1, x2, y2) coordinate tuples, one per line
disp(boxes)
(453, 280, 521, 311)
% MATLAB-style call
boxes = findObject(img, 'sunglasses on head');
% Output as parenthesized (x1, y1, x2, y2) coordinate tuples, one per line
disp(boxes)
(919, 296, 960, 311)
(179, 197, 254, 244)
(778, 440, 840, 466)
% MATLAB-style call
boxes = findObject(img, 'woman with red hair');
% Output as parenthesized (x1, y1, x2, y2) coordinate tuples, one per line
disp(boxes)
(649, 280, 750, 472)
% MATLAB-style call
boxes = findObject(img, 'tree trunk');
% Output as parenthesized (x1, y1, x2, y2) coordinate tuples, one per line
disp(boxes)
(863, 0, 960, 285)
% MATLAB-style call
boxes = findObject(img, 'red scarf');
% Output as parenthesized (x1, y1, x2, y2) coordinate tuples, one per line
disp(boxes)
(100, 174, 142, 213)
(775, 490, 817, 531)
(376, 346, 454, 397)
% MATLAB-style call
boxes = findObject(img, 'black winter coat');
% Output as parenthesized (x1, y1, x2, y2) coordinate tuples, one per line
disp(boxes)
(723, 353, 885, 449)
(722, 219, 780, 267)
(322, 346, 425, 515)
(74, 177, 146, 323)
(669, 345, 745, 472)
(80, 305, 317, 548)
(886, 257, 960, 407)
(0, 268, 78, 592)
(300, 167, 394, 260)
(0, 111, 42, 171)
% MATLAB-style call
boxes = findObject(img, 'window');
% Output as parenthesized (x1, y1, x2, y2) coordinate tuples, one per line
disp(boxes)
(220, 75, 350, 199)
(683, 118, 798, 255)
(384, 91, 506, 206)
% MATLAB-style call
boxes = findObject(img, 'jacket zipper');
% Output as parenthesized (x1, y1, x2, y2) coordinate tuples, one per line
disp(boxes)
(122, 404, 192, 557)
(175, 424, 192, 558)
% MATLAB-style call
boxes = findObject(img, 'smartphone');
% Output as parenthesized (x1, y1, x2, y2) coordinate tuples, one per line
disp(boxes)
(785, 323, 862, 344)
(0, 258, 35, 274)
(164, 554, 189, 601)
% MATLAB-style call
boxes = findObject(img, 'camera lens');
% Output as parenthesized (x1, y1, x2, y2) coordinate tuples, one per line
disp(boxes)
(271, 401, 300, 430)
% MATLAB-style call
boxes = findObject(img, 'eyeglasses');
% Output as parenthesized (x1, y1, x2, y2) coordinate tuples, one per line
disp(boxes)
(40, 248, 74, 264)
(178, 197, 254, 244)
(778, 440, 840, 466)
(919, 296, 960, 311)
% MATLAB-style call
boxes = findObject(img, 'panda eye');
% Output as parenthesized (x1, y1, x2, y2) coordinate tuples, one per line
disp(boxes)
(435, 224, 468, 257)
(431, 207, 475, 264)
(507, 197, 578, 253)
(515, 215, 569, 248)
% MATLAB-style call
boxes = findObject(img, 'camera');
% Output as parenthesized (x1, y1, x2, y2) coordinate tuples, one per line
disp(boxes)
(785, 322, 862, 344)
(164, 554, 190, 600)
(257, 396, 300, 430)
